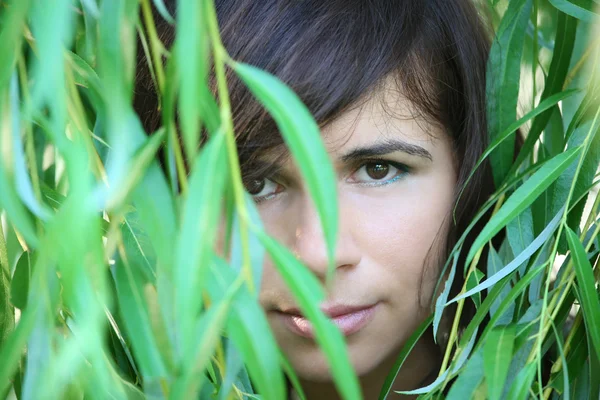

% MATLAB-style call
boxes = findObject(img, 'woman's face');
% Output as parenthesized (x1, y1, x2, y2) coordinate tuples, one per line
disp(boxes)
(249, 85, 458, 381)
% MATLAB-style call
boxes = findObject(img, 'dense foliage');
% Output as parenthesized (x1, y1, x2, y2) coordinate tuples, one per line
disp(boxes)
(0, 0, 599, 399)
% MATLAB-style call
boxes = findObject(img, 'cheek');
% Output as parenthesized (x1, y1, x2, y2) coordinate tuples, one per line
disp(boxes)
(350, 175, 454, 306)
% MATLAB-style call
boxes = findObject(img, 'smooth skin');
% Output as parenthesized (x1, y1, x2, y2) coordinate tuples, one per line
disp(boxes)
(245, 81, 458, 400)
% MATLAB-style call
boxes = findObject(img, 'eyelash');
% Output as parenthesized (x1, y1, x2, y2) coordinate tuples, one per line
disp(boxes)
(246, 158, 410, 203)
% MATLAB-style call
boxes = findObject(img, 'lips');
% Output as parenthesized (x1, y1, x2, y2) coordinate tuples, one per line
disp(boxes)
(275, 303, 379, 338)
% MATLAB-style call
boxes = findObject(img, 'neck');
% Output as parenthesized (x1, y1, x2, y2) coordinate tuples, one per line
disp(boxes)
(291, 336, 440, 400)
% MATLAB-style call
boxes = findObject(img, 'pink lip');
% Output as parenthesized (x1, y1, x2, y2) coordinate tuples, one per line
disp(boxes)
(275, 303, 379, 338)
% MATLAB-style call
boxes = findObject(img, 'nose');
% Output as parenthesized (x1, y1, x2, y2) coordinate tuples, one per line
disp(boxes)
(291, 194, 361, 280)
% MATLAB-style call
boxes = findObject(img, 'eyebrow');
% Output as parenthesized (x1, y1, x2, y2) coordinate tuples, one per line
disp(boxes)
(339, 138, 433, 163)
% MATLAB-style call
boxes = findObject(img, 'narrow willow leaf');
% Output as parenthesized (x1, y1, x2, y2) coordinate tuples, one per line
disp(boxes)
(113, 257, 168, 380)
(0, 309, 35, 396)
(465, 268, 485, 308)
(483, 325, 516, 400)
(465, 148, 581, 267)
(486, 0, 532, 186)
(507, 206, 534, 257)
(451, 205, 564, 304)
(505, 362, 537, 400)
(446, 349, 485, 400)
(257, 233, 360, 400)
(0, 0, 31, 89)
(487, 247, 515, 325)
(0, 245, 12, 350)
(455, 89, 578, 222)
(565, 227, 600, 362)
(230, 193, 265, 295)
(10, 251, 30, 309)
(152, 0, 175, 24)
(171, 291, 237, 400)
(106, 128, 166, 211)
(9, 73, 50, 220)
(550, 321, 570, 399)
(280, 350, 307, 400)
(174, 132, 227, 356)
(432, 252, 458, 340)
(234, 62, 339, 281)
(378, 315, 433, 400)
(510, 11, 578, 178)
(397, 328, 479, 395)
(176, 0, 209, 161)
(208, 259, 286, 400)
(549, 0, 600, 21)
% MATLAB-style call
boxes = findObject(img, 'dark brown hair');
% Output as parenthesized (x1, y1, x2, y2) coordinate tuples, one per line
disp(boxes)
(134, 0, 498, 369)
(135, 0, 495, 320)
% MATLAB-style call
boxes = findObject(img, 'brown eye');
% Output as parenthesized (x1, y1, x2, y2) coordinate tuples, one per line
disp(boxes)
(365, 162, 390, 180)
(246, 179, 266, 195)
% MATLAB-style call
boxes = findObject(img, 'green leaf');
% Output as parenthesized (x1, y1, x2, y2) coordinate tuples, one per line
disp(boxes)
(505, 362, 537, 400)
(171, 287, 239, 400)
(486, 0, 533, 186)
(446, 349, 485, 400)
(0, 224, 13, 348)
(257, 232, 360, 400)
(565, 227, 600, 363)
(208, 258, 287, 400)
(106, 128, 166, 211)
(465, 147, 582, 267)
(452, 203, 565, 305)
(509, 11, 578, 180)
(549, 0, 600, 21)
(113, 256, 168, 380)
(10, 251, 30, 310)
(233, 62, 339, 282)
(173, 132, 228, 356)
(432, 252, 458, 339)
(0, 309, 35, 396)
(483, 325, 516, 400)
(176, 0, 210, 161)
(487, 247, 515, 325)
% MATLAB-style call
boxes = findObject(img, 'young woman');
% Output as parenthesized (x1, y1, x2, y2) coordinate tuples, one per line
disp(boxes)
(135, 1, 498, 398)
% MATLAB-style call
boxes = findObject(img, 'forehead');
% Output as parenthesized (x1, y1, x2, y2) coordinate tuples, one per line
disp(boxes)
(319, 78, 449, 157)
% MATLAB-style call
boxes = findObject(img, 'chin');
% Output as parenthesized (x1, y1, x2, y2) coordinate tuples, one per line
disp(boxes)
(284, 336, 392, 382)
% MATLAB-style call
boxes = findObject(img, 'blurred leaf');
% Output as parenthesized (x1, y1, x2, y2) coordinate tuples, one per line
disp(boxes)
(106, 128, 166, 211)
(175, 0, 210, 161)
(549, 0, 600, 21)
(233, 62, 339, 282)
(230, 193, 265, 296)
(113, 256, 168, 381)
(0, 224, 13, 348)
(208, 258, 286, 400)
(174, 132, 227, 356)
(466, 147, 581, 267)
(566, 227, 600, 363)
(0, 309, 35, 396)
(152, 0, 175, 24)
(486, 0, 532, 186)
(483, 324, 515, 400)
(0, 0, 31, 89)
(171, 288, 238, 400)
(257, 232, 360, 400)
(10, 251, 30, 310)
